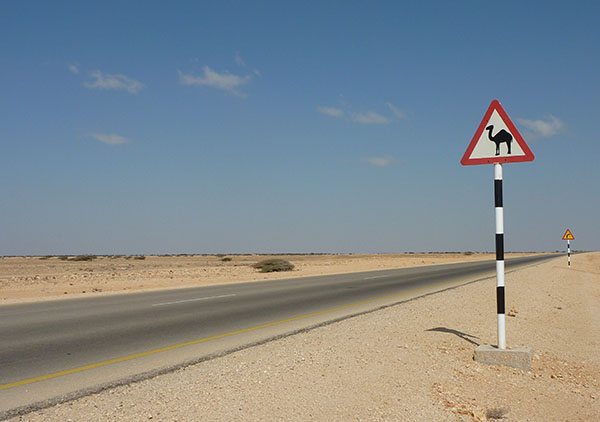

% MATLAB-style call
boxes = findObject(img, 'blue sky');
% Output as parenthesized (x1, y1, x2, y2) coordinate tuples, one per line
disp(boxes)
(1, 1, 599, 255)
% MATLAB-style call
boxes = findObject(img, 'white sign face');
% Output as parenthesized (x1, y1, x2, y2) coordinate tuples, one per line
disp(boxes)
(461, 100, 534, 166)
(469, 110, 526, 159)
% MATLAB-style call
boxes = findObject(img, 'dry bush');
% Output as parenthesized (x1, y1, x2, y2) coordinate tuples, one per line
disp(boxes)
(252, 259, 294, 273)
(72, 255, 97, 261)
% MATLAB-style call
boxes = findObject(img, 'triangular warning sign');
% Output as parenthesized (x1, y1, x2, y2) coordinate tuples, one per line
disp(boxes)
(562, 229, 575, 241)
(461, 99, 535, 165)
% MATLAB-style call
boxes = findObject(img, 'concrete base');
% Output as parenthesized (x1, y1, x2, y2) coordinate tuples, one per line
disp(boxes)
(474, 345, 532, 371)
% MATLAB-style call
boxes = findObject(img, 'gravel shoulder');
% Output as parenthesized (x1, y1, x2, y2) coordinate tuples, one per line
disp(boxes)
(9, 253, 599, 421)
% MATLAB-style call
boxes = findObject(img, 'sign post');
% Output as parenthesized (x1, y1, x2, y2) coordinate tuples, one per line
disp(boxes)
(462, 100, 534, 367)
(494, 163, 506, 349)
(562, 229, 575, 267)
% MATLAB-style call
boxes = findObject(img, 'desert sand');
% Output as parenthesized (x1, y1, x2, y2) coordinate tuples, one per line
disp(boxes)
(5, 253, 599, 421)
(0, 252, 532, 303)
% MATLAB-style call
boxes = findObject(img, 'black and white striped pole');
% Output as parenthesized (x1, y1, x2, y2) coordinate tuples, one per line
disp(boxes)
(561, 229, 574, 267)
(494, 163, 506, 349)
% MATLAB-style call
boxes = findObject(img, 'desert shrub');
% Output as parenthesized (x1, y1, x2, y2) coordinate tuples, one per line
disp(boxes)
(252, 259, 294, 273)
(215, 254, 227, 258)
(134, 255, 146, 260)
(463, 251, 474, 256)
(221, 257, 232, 262)
(71, 255, 97, 261)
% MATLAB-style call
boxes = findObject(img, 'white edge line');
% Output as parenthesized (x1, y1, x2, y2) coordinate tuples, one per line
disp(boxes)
(364, 275, 387, 280)
(152, 294, 236, 307)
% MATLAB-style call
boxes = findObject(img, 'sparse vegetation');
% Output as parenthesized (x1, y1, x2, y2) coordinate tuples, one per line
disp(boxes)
(58, 255, 97, 262)
(70, 255, 97, 261)
(252, 259, 294, 273)
(221, 257, 232, 262)
(134, 255, 146, 260)
(463, 251, 474, 256)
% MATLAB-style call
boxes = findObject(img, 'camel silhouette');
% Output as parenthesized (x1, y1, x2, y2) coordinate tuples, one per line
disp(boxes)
(486, 125, 512, 156)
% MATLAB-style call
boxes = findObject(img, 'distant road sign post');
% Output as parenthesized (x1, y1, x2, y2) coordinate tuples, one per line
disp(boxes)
(461, 99, 534, 351)
(562, 229, 575, 267)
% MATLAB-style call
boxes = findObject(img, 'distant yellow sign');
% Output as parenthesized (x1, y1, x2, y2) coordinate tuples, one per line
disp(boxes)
(562, 229, 575, 241)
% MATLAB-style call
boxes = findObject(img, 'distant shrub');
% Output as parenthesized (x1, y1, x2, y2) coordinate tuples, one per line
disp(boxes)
(221, 257, 232, 262)
(71, 255, 97, 261)
(463, 251, 474, 256)
(59, 255, 97, 261)
(134, 255, 146, 260)
(252, 259, 294, 273)
(39, 255, 53, 260)
(215, 254, 227, 258)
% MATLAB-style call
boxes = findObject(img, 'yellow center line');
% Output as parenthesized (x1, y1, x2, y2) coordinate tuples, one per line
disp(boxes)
(0, 289, 409, 391)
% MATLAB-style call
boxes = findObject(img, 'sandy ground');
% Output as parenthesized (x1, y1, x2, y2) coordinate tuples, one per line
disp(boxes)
(0, 253, 532, 304)
(7, 252, 599, 421)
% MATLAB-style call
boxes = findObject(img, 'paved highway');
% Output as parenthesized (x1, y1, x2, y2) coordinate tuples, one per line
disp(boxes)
(0, 254, 555, 416)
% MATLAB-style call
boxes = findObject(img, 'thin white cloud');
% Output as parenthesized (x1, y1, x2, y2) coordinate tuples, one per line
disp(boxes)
(90, 133, 130, 145)
(68, 63, 80, 74)
(366, 156, 394, 167)
(179, 66, 251, 96)
(386, 102, 407, 120)
(352, 111, 389, 125)
(518, 115, 564, 138)
(234, 51, 246, 67)
(317, 106, 344, 118)
(84, 70, 144, 94)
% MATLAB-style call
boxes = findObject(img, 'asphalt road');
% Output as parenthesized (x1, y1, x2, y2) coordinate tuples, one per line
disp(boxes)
(0, 254, 555, 415)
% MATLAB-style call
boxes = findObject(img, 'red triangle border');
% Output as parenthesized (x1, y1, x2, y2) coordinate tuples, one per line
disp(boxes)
(461, 99, 535, 165)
